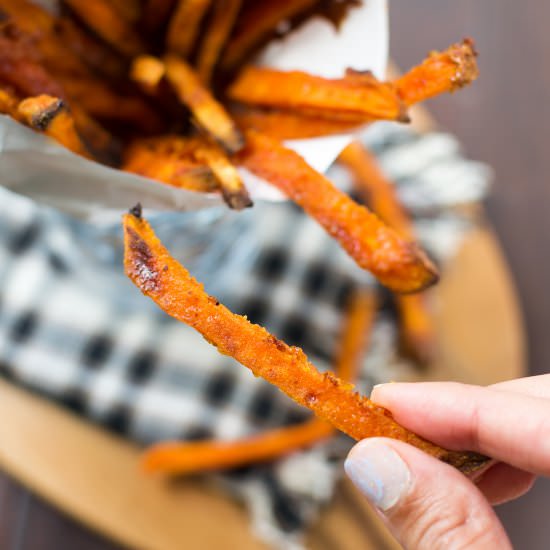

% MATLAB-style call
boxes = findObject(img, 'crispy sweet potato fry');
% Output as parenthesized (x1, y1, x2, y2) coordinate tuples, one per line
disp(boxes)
(17, 94, 92, 158)
(122, 137, 218, 192)
(123, 210, 488, 475)
(143, 419, 334, 475)
(233, 41, 479, 140)
(192, 141, 252, 209)
(196, 0, 243, 83)
(62, 0, 145, 57)
(339, 141, 437, 363)
(228, 67, 408, 123)
(237, 131, 438, 293)
(395, 39, 479, 106)
(164, 54, 244, 153)
(233, 106, 363, 140)
(221, 0, 318, 72)
(166, 0, 211, 58)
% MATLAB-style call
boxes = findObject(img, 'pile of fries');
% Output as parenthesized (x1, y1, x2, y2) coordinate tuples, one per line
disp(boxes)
(0, 0, 485, 476)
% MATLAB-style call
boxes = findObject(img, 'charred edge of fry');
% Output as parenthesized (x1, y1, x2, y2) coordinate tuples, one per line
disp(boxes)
(221, 187, 253, 210)
(129, 202, 142, 218)
(25, 97, 65, 130)
(448, 37, 479, 90)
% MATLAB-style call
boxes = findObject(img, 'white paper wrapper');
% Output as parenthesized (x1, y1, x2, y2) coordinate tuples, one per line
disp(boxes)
(0, 0, 388, 218)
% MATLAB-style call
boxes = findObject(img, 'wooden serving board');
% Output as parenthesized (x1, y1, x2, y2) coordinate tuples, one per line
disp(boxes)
(0, 225, 525, 550)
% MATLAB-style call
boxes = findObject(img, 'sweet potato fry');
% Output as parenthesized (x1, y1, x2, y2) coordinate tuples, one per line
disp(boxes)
(228, 67, 408, 123)
(122, 137, 218, 192)
(232, 106, 364, 140)
(17, 94, 92, 158)
(62, 0, 145, 57)
(237, 131, 438, 293)
(339, 141, 436, 363)
(142, 418, 334, 475)
(192, 141, 252, 209)
(163, 54, 244, 153)
(165, 0, 211, 58)
(196, 0, 243, 83)
(123, 209, 488, 475)
(395, 39, 479, 106)
(221, 0, 318, 72)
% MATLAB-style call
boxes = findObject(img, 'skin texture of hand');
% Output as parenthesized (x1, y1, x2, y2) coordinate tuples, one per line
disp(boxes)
(344, 374, 550, 549)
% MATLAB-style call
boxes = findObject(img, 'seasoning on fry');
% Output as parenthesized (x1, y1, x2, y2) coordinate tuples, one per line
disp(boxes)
(123, 210, 488, 475)
(395, 38, 479, 106)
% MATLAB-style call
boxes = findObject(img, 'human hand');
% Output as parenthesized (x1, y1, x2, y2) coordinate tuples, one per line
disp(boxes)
(344, 375, 550, 549)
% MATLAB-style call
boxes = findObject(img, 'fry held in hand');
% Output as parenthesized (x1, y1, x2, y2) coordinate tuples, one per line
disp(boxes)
(123, 210, 487, 475)
(238, 131, 438, 293)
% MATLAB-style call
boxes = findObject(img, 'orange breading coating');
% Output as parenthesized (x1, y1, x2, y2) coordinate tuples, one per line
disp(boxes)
(122, 137, 218, 192)
(339, 141, 436, 363)
(123, 210, 488, 475)
(395, 38, 479, 106)
(220, 0, 318, 72)
(228, 67, 408, 123)
(237, 131, 438, 294)
(166, 0, 212, 58)
(62, 0, 145, 57)
(163, 54, 244, 153)
(196, 0, 243, 83)
(17, 94, 92, 158)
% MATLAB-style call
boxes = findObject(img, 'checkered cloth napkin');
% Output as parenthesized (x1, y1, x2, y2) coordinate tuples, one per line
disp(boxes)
(0, 123, 491, 549)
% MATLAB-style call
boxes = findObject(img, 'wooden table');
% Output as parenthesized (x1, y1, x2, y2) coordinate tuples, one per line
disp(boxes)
(1, 1, 549, 548)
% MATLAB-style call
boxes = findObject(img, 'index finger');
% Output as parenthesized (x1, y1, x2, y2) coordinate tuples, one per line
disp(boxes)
(371, 382, 550, 476)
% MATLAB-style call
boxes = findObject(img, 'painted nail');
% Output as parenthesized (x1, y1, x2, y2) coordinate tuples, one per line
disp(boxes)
(344, 439, 411, 511)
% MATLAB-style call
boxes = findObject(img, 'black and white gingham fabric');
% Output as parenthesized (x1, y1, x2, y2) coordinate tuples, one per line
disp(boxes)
(0, 123, 491, 549)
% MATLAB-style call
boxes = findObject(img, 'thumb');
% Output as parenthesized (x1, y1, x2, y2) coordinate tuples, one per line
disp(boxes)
(345, 438, 511, 550)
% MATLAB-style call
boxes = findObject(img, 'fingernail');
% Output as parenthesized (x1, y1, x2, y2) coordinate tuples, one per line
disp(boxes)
(370, 383, 387, 399)
(344, 439, 411, 511)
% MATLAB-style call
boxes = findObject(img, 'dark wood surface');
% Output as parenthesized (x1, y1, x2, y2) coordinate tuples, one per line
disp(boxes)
(1, 1, 549, 548)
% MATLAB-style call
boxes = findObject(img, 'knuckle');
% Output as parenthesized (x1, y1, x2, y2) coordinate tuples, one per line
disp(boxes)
(390, 485, 496, 550)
